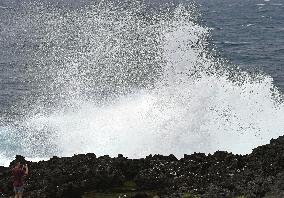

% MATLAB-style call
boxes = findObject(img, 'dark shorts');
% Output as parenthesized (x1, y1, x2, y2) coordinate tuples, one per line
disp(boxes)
(14, 186, 24, 193)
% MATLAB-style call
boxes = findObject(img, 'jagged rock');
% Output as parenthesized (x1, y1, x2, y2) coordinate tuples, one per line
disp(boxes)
(2, 136, 284, 197)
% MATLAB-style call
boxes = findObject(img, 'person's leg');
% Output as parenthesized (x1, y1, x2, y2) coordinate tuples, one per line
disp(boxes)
(14, 187, 19, 198)
(18, 186, 24, 198)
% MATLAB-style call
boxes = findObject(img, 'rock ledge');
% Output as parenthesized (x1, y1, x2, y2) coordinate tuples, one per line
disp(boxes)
(1, 136, 284, 197)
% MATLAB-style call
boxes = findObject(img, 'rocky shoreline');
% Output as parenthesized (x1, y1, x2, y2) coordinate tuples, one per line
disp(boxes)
(1, 136, 284, 198)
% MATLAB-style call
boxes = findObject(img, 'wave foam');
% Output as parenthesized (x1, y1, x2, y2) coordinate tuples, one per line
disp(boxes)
(1, 1, 284, 161)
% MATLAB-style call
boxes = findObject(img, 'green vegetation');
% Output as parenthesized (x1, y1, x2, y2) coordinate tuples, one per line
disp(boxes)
(111, 180, 137, 191)
(83, 183, 247, 198)
(183, 193, 201, 198)
(84, 191, 158, 198)
(84, 191, 139, 198)
(83, 180, 158, 198)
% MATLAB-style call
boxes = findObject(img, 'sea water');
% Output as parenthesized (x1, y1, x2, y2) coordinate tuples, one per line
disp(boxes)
(0, 0, 283, 166)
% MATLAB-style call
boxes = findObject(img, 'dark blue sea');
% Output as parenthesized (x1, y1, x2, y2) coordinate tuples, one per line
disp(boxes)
(198, 0, 284, 88)
(0, 0, 283, 165)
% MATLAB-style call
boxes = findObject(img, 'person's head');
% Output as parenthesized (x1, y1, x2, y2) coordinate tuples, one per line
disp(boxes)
(15, 161, 21, 168)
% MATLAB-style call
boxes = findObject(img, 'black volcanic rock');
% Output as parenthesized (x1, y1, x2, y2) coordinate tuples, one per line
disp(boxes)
(2, 136, 284, 197)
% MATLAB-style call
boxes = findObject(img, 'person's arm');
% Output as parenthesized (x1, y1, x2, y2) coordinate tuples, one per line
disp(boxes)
(24, 164, 29, 175)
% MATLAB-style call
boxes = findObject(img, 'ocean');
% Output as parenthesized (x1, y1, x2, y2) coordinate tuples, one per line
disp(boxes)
(0, 0, 283, 166)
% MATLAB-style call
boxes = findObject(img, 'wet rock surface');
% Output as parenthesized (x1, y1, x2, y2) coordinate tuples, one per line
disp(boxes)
(1, 136, 284, 197)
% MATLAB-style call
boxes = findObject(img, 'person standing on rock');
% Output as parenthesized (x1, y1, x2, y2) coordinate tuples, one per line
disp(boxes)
(12, 162, 28, 198)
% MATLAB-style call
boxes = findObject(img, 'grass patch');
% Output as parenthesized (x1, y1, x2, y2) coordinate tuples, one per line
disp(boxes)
(110, 180, 137, 192)
(83, 191, 158, 198)
(84, 191, 137, 198)
(83, 180, 158, 198)
(183, 193, 201, 198)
